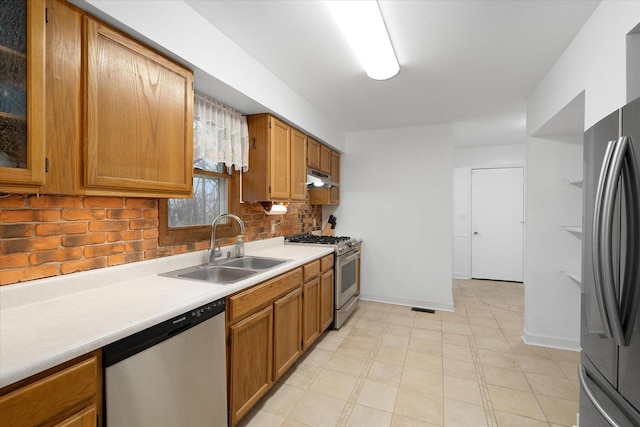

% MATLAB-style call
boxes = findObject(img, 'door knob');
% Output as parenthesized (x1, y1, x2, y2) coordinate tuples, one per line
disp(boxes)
(473, 231, 479, 235)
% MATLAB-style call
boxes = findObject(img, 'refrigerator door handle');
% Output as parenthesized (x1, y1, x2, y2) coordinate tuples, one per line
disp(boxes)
(619, 137, 640, 346)
(593, 139, 617, 338)
(601, 136, 640, 346)
(601, 137, 630, 346)
(579, 365, 622, 427)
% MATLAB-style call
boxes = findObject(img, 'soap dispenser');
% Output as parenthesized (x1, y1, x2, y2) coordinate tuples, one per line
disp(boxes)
(235, 235, 244, 258)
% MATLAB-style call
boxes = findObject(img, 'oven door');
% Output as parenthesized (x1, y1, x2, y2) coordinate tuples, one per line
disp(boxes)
(336, 249, 359, 309)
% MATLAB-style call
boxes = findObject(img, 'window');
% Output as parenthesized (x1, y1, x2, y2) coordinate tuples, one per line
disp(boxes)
(159, 166, 234, 246)
(168, 168, 227, 228)
(159, 92, 248, 246)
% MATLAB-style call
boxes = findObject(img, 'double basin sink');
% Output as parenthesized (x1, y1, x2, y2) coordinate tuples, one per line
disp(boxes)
(160, 256, 291, 285)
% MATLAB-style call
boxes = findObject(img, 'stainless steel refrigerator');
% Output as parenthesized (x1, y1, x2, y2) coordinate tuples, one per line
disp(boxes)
(580, 96, 640, 426)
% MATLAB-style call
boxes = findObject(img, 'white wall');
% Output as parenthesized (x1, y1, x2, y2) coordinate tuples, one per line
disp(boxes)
(76, 0, 346, 152)
(332, 124, 454, 311)
(452, 145, 525, 278)
(527, 1, 640, 134)
(524, 136, 583, 350)
(454, 145, 525, 168)
(524, 2, 639, 351)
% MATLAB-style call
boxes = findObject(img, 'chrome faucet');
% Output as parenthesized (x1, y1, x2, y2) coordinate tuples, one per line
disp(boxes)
(209, 213, 245, 265)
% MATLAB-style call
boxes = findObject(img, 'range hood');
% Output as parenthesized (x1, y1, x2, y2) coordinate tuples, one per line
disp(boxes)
(306, 168, 339, 188)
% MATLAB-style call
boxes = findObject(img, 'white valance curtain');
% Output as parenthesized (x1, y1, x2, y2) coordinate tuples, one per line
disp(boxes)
(193, 93, 249, 172)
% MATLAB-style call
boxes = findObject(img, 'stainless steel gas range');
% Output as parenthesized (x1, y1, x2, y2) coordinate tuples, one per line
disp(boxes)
(285, 233, 361, 329)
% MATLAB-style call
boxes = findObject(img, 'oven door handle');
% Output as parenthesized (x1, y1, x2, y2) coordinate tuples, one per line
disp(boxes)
(339, 251, 360, 265)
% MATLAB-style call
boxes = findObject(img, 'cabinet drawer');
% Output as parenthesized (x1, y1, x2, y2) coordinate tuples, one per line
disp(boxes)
(303, 260, 320, 282)
(228, 268, 302, 322)
(0, 352, 99, 427)
(320, 254, 334, 271)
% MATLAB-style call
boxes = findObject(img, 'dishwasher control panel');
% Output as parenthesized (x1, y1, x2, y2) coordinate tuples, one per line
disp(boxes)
(191, 298, 225, 320)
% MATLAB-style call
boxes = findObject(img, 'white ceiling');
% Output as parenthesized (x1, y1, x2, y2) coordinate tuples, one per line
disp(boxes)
(185, 0, 599, 142)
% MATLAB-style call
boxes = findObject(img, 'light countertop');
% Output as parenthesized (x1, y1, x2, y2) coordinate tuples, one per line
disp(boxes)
(0, 237, 333, 388)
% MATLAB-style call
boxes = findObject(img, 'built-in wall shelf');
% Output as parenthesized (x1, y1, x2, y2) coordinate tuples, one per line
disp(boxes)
(564, 177, 584, 187)
(561, 271, 582, 288)
(561, 226, 583, 238)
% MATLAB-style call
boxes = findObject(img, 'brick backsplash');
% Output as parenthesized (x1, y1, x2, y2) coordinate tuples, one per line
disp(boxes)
(0, 195, 322, 286)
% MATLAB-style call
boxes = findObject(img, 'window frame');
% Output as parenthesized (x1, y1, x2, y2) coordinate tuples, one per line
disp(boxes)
(159, 167, 238, 246)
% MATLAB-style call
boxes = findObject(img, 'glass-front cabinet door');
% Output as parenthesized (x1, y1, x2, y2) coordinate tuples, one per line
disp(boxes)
(0, 0, 45, 192)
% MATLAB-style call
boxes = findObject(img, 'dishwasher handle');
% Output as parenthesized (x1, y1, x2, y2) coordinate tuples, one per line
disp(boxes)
(104, 297, 225, 367)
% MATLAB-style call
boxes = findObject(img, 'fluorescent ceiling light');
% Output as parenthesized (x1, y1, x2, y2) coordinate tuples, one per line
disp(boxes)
(325, 1, 399, 80)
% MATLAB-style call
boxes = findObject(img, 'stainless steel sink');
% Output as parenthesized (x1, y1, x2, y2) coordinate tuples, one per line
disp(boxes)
(181, 265, 258, 283)
(221, 256, 289, 270)
(160, 256, 291, 284)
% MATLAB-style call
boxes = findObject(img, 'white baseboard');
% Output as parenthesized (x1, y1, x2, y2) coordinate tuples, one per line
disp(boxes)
(359, 293, 454, 313)
(452, 272, 471, 279)
(522, 328, 581, 351)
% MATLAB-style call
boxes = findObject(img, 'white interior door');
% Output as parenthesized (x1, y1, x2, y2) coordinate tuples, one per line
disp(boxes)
(471, 168, 524, 282)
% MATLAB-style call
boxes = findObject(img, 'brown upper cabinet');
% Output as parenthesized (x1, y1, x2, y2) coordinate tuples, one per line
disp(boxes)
(319, 144, 332, 174)
(309, 148, 340, 205)
(81, 16, 193, 196)
(0, 0, 46, 193)
(290, 128, 307, 201)
(244, 114, 307, 202)
(307, 136, 334, 177)
(13, 0, 194, 198)
(307, 137, 320, 170)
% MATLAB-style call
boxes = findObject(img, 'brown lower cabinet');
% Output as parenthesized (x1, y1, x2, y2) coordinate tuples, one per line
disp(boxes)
(320, 269, 334, 332)
(274, 288, 303, 381)
(0, 351, 102, 427)
(302, 276, 321, 349)
(228, 305, 274, 425)
(227, 256, 334, 426)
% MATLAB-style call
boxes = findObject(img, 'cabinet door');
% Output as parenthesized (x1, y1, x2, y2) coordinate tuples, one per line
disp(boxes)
(228, 306, 273, 426)
(319, 144, 331, 174)
(0, 0, 45, 191)
(54, 405, 96, 427)
(330, 150, 340, 183)
(273, 288, 302, 380)
(307, 138, 320, 170)
(83, 17, 193, 195)
(268, 117, 290, 200)
(290, 128, 307, 201)
(320, 269, 334, 332)
(302, 277, 320, 350)
(330, 151, 340, 204)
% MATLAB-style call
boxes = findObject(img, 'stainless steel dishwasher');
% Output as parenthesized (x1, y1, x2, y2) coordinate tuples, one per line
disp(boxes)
(103, 298, 227, 427)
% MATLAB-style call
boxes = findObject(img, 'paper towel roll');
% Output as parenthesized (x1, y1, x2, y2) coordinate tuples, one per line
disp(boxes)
(264, 204, 287, 215)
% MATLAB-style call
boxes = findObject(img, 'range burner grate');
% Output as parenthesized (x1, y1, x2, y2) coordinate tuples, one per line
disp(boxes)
(285, 235, 351, 245)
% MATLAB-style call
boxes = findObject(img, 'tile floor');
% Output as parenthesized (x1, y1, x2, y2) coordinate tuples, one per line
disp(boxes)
(238, 279, 580, 427)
